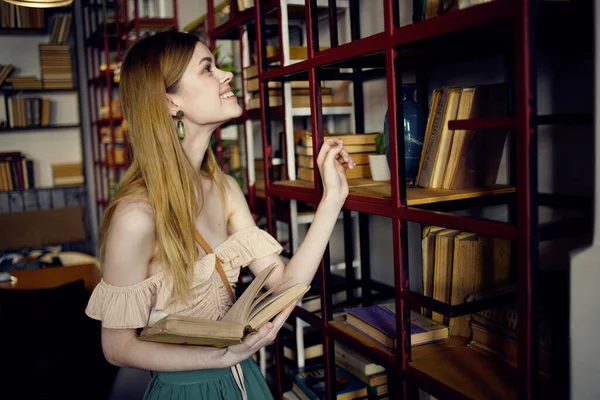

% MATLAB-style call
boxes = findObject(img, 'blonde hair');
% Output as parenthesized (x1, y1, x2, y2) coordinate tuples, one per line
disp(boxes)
(100, 29, 227, 299)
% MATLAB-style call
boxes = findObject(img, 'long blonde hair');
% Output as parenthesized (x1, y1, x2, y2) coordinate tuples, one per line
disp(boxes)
(100, 29, 227, 298)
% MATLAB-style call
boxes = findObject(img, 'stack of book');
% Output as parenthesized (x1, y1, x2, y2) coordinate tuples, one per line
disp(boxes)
(263, 45, 330, 61)
(247, 84, 344, 110)
(421, 227, 511, 337)
(39, 44, 73, 89)
(335, 342, 389, 399)
(244, 64, 275, 109)
(0, 151, 35, 191)
(295, 131, 377, 182)
(0, 3, 44, 28)
(416, 83, 508, 189)
(282, 327, 324, 368)
(237, 0, 254, 12)
(466, 299, 550, 376)
(5, 76, 43, 90)
(298, 272, 348, 314)
(6, 96, 50, 128)
(100, 100, 123, 119)
(253, 158, 284, 198)
(244, 58, 351, 110)
(100, 125, 126, 144)
(344, 303, 449, 350)
(0, 64, 14, 86)
(52, 162, 83, 187)
(49, 14, 71, 45)
(106, 144, 125, 166)
(286, 364, 370, 400)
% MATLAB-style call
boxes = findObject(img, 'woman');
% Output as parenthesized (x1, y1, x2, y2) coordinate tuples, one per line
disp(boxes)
(85, 29, 355, 400)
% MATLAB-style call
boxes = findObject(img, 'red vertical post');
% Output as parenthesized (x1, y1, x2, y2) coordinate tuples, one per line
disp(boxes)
(173, 0, 179, 30)
(254, 2, 282, 397)
(307, 16, 323, 191)
(383, 0, 409, 398)
(305, 1, 335, 400)
(514, 0, 534, 399)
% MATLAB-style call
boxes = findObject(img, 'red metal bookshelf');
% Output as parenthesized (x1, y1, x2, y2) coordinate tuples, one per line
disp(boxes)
(80, 0, 178, 223)
(241, 0, 593, 399)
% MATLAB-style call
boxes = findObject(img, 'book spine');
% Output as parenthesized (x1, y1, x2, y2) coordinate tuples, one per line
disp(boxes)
(418, 88, 449, 187)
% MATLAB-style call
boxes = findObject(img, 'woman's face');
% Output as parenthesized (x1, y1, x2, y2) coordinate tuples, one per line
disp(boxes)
(170, 42, 242, 127)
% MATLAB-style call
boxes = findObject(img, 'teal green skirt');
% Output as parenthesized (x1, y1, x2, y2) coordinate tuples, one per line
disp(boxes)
(143, 358, 274, 400)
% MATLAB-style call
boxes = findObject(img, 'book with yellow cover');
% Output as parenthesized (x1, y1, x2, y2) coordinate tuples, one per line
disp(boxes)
(139, 264, 310, 347)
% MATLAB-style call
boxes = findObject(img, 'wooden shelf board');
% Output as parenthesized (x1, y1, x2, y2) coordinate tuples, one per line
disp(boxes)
(329, 317, 518, 399)
(328, 317, 396, 367)
(274, 179, 315, 190)
(349, 183, 515, 205)
(271, 180, 514, 206)
(0, 124, 81, 133)
(409, 337, 518, 400)
(0, 184, 84, 194)
(0, 27, 45, 34)
(134, 17, 177, 30)
(1, 87, 77, 93)
(407, 185, 515, 206)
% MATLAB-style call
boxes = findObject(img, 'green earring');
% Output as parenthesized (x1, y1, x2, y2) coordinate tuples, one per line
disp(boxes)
(176, 110, 185, 140)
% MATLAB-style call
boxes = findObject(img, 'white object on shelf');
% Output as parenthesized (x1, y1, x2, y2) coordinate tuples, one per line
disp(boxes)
(368, 154, 391, 181)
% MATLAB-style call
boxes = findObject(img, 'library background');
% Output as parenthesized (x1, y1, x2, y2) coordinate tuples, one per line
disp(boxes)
(0, 0, 597, 400)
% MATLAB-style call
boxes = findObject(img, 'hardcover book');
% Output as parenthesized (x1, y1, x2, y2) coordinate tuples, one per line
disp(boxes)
(289, 364, 368, 400)
(139, 264, 310, 347)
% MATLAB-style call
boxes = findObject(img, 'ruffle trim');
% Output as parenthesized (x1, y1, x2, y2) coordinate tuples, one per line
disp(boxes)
(215, 226, 283, 269)
(85, 226, 282, 328)
(85, 277, 160, 329)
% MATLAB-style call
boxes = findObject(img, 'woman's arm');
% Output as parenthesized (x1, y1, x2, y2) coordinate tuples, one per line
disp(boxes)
(100, 202, 277, 370)
(226, 138, 353, 288)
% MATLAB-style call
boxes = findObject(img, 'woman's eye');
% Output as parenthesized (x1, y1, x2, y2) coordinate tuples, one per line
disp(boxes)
(204, 65, 212, 73)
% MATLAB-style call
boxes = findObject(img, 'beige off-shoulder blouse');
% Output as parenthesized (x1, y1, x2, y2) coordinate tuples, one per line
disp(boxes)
(85, 226, 283, 329)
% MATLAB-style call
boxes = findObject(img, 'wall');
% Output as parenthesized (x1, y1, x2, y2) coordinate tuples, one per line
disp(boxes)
(569, 2, 599, 398)
(178, 0, 205, 31)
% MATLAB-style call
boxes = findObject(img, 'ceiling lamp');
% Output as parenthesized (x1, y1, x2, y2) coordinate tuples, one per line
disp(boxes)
(2, 0, 73, 8)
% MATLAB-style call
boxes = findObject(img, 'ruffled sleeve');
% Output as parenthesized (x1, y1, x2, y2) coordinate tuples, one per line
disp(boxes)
(85, 275, 162, 329)
(216, 226, 283, 269)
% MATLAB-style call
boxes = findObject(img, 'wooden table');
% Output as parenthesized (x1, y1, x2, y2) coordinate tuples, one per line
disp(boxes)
(0, 263, 101, 292)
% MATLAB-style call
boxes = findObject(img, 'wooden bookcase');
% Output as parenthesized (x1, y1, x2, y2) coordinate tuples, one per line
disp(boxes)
(200, 0, 594, 399)
(79, 0, 179, 224)
(0, 5, 92, 252)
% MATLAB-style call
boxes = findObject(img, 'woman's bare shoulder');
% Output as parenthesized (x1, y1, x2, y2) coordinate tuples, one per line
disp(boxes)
(221, 172, 256, 232)
(103, 198, 156, 286)
(111, 198, 154, 228)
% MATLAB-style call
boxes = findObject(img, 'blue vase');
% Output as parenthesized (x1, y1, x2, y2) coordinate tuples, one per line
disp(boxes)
(383, 85, 425, 186)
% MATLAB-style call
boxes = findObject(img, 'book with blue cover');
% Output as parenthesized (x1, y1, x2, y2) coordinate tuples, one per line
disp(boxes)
(288, 364, 368, 400)
(345, 302, 449, 349)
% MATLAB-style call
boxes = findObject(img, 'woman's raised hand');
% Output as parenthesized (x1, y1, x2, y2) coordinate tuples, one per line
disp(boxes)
(316, 138, 355, 208)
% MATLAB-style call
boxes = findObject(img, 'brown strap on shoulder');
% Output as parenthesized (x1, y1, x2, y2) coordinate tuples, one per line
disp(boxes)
(194, 229, 235, 303)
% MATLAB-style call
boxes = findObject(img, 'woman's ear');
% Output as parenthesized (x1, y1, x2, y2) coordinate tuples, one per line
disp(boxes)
(166, 94, 181, 117)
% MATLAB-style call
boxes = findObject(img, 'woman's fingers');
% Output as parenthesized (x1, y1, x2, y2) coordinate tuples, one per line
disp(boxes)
(324, 141, 345, 168)
(316, 138, 341, 168)
(242, 301, 298, 352)
(242, 322, 273, 349)
(336, 152, 354, 169)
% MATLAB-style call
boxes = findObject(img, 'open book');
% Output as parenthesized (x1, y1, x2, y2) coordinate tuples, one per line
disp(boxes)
(138, 264, 310, 347)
